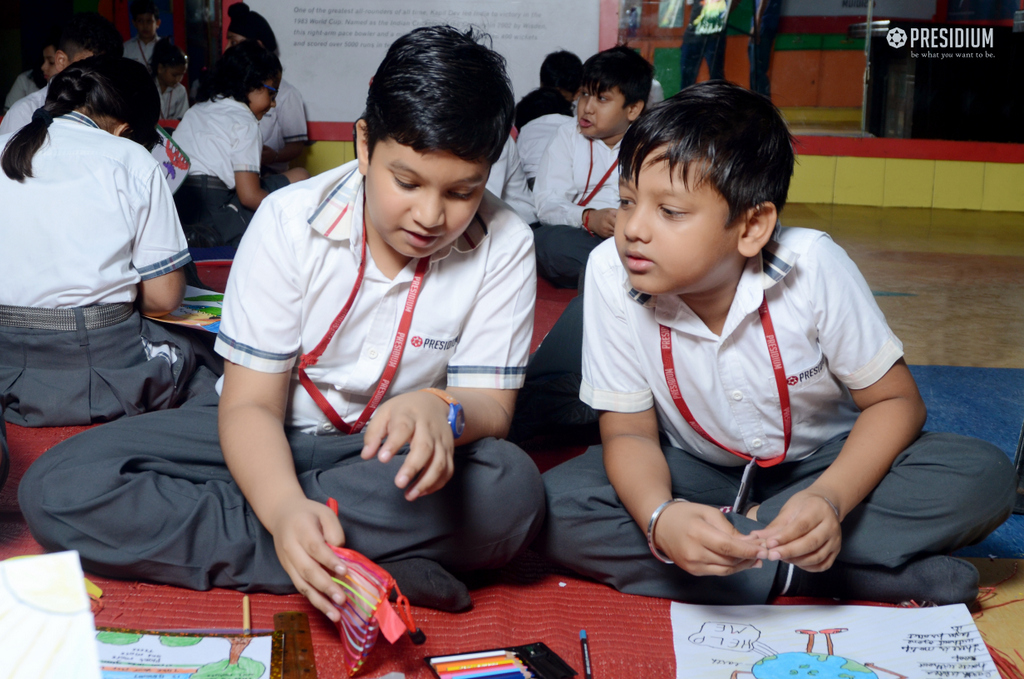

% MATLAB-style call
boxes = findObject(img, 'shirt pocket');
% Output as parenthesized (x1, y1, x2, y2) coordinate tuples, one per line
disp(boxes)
(405, 322, 461, 387)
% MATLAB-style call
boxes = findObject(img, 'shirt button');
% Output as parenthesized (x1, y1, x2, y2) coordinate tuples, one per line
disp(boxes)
(732, 390, 743, 401)
(752, 438, 763, 448)
(322, 422, 336, 433)
(367, 347, 379, 359)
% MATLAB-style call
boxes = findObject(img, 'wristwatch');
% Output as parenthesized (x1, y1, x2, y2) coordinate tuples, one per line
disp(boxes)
(421, 388, 465, 438)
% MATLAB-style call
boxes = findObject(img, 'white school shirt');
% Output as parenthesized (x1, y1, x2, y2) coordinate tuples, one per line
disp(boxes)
(214, 159, 536, 433)
(485, 135, 537, 225)
(533, 117, 621, 228)
(0, 112, 190, 308)
(4, 70, 40, 113)
(516, 113, 572, 181)
(0, 85, 47, 135)
(172, 97, 261, 189)
(580, 228, 904, 466)
(124, 37, 156, 70)
(157, 80, 189, 120)
(258, 78, 308, 173)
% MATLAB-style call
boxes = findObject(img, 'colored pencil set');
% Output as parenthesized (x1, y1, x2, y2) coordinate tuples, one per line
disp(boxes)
(428, 649, 534, 679)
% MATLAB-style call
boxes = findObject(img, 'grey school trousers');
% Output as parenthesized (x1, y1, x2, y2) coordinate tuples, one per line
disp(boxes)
(532, 224, 604, 289)
(19, 390, 546, 592)
(538, 433, 1016, 604)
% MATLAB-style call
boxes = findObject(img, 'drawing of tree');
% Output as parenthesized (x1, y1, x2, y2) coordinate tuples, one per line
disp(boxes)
(96, 631, 142, 645)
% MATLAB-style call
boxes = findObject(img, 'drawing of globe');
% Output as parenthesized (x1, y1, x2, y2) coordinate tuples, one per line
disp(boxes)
(752, 652, 878, 679)
(886, 28, 907, 48)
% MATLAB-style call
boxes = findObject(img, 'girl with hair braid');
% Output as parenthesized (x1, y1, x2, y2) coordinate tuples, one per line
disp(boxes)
(0, 56, 219, 428)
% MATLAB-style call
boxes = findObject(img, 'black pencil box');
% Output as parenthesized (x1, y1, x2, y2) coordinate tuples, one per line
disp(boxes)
(424, 641, 577, 679)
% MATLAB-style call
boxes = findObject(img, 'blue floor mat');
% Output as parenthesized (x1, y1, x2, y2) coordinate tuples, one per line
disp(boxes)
(907, 365, 1024, 558)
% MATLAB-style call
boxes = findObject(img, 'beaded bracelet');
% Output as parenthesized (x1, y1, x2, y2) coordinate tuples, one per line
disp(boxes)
(646, 498, 688, 564)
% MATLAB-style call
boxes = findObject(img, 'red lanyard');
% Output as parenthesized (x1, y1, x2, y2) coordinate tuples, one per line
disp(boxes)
(577, 140, 618, 208)
(297, 220, 429, 434)
(660, 294, 791, 467)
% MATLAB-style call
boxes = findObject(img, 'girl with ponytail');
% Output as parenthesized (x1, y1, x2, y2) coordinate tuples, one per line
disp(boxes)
(0, 56, 219, 427)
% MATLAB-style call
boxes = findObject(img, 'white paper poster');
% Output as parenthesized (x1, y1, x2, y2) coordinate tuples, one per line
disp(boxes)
(246, 0, 602, 124)
(671, 602, 997, 679)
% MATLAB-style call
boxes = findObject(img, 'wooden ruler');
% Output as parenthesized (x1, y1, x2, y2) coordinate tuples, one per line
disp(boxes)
(274, 611, 318, 679)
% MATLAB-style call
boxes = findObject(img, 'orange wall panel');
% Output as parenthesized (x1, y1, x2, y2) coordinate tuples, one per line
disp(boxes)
(769, 51, 821, 107)
(817, 50, 866, 108)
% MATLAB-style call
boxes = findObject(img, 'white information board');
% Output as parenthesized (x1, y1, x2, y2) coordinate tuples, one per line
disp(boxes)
(246, 0, 602, 126)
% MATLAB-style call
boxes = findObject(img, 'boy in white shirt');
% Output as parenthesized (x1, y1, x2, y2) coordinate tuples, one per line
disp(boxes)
(124, 0, 161, 72)
(538, 82, 1016, 606)
(21, 26, 543, 618)
(532, 46, 652, 288)
(0, 13, 124, 135)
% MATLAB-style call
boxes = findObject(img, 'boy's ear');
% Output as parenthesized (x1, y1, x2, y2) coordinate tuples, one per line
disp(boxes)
(53, 50, 71, 73)
(736, 202, 778, 258)
(355, 119, 370, 175)
(625, 99, 645, 123)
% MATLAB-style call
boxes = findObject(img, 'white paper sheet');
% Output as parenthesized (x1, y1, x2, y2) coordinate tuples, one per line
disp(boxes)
(671, 602, 996, 679)
(0, 551, 101, 679)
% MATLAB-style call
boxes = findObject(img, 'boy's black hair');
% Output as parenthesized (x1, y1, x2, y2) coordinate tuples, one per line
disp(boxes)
(150, 37, 187, 72)
(580, 45, 652, 107)
(59, 13, 125, 60)
(515, 87, 573, 131)
(197, 41, 280, 104)
(619, 81, 795, 223)
(539, 50, 583, 94)
(2, 56, 161, 181)
(227, 3, 278, 54)
(129, 0, 159, 20)
(362, 25, 513, 166)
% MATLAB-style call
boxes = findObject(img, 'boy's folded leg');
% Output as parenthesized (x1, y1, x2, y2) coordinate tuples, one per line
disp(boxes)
(755, 432, 1017, 568)
(538, 445, 781, 604)
(775, 555, 980, 605)
(20, 403, 542, 594)
(381, 558, 472, 612)
(304, 436, 546, 575)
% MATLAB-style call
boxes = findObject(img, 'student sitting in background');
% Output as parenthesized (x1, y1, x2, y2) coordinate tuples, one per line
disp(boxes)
(123, 0, 161, 72)
(539, 82, 1016, 607)
(1, 13, 124, 135)
(4, 30, 59, 113)
(514, 87, 574, 188)
(20, 26, 544, 617)
(0, 57, 218, 427)
(172, 41, 309, 247)
(532, 46, 652, 288)
(539, 50, 583, 104)
(150, 38, 188, 120)
(0, 404, 7, 493)
(225, 2, 309, 175)
(486, 135, 537, 226)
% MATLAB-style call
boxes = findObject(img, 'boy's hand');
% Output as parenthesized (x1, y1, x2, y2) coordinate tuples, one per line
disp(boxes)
(587, 208, 617, 239)
(655, 501, 764, 576)
(269, 497, 349, 623)
(360, 391, 455, 501)
(749, 490, 842, 571)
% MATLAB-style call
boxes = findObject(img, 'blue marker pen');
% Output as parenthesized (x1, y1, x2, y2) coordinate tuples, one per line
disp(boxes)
(580, 629, 593, 679)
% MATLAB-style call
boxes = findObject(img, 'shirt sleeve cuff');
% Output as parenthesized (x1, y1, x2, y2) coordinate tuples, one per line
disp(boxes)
(136, 249, 191, 280)
(283, 133, 308, 142)
(838, 337, 904, 390)
(232, 164, 260, 173)
(580, 380, 654, 413)
(215, 331, 298, 373)
(446, 366, 527, 389)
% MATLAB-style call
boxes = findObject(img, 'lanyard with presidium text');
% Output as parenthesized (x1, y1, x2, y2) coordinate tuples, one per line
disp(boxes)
(660, 294, 792, 513)
(297, 216, 429, 435)
(577, 139, 617, 208)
